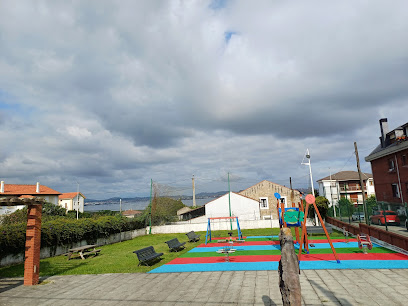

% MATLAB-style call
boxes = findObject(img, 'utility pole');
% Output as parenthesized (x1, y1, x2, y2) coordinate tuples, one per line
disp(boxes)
(76, 182, 80, 220)
(228, 172, 232, 230)
(149, 179, 152, 234)
(120, 198, 122, 213)
(354, 142, 369, 225)
(192, 175, 196, 208)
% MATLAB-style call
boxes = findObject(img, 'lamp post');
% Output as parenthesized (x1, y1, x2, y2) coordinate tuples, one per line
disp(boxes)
(302, 149, 318, 225)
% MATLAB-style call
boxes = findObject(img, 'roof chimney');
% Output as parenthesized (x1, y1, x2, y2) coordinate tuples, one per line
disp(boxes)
(36, 182, 40, 193)
(379, 118, 389, 148)
(1, 181, 4, 193)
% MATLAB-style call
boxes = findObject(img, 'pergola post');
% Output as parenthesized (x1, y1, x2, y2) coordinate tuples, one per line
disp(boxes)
(24, 202, 43, 285)
(1, 195, 45, 286)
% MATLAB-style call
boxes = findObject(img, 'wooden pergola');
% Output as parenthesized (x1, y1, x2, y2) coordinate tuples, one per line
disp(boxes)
(0, 197, 45, 286)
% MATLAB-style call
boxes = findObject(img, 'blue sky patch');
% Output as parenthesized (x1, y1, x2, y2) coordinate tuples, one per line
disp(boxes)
(209, 0, 228, 10)
(224, 31, 238, 44)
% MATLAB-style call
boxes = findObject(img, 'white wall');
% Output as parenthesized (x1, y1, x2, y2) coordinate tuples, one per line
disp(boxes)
(319, 180, 339, 208)
(366, 179, 376, 197)
(205, 192, 260, 220)
(150, 219, 279, 234)
(0, 205, 25, 216)
(59, 195, 84, 213)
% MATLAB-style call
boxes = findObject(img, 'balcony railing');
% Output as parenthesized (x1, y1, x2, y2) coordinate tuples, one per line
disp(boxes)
(340, 186, 361, 192)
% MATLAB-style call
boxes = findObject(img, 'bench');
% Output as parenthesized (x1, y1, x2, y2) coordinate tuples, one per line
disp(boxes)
(165, 238, 186, 252)
(186, 231, 201, 242)
(133, 246, 164, 266)
(306, 224, 333, 235)
(67, 245, 101, 260)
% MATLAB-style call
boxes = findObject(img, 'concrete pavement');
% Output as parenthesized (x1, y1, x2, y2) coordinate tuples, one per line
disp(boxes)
(1, 269, 408, 305)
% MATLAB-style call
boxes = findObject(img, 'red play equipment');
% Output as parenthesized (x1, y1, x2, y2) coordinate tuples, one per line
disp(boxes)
(357, 234, 373, 252)
(297, 194, 340, 263)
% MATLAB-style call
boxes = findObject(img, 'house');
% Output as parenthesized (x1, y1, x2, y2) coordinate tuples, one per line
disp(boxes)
(121, 210, 142, 218)
(205, 192, 260, 220)
(239, 180, 301, 220)
(365, 118, 408, 209)
(59, 192, 86, 213)
(0, 181, 61, 215)
(317, 171, 375, 208)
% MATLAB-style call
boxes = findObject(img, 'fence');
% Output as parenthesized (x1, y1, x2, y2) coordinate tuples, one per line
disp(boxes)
(326, 216, 408, 251)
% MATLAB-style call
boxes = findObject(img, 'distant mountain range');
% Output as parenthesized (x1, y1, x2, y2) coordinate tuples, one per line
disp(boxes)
(85, 191, 228, 204)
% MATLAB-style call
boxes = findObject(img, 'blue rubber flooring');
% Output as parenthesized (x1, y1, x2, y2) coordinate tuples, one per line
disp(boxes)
(150, 260, 408, 273)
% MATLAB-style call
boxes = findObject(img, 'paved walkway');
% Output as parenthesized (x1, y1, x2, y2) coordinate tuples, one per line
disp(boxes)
(1, 269, 407, 305)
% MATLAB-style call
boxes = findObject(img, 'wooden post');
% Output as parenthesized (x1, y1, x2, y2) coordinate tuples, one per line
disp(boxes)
(293, 203, 300, 243)
(298, 202, 310, 261)
(279, 227, 301, 306)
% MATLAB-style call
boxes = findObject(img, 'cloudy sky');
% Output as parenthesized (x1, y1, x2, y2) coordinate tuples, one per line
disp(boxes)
(1, 0, 408, 199)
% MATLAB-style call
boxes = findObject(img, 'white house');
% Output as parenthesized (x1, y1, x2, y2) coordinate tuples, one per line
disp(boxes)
(0, 181, 61, 215)
(59, 192, 86, 213)
(317, 171, 375, 209)
(205, 192, 261, 220)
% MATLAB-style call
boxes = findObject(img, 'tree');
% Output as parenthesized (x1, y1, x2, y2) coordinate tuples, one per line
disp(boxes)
(148, 197, 186, 225)
(365, 195, 378, 215)
(338, 198, 354, 217)
(307, 196, 329, 221)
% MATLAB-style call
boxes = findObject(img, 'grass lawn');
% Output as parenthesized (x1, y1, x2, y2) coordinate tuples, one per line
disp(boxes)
(0, 227, 345, 278)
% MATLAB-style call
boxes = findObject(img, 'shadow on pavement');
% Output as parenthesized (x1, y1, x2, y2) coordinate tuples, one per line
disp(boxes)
(309, 279, 352, 305)
(0, 279, 23, 294)
(262, 295, 280, 306)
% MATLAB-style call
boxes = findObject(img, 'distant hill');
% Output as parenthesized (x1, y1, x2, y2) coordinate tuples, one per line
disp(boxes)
(85, 191, 228, 204)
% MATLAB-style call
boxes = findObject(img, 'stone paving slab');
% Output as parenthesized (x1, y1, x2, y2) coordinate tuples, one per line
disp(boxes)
(1, 269, 407, 305)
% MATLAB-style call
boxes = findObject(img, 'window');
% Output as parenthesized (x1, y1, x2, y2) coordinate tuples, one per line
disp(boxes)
(391, 183, 400, 198)
(369, 180, 373, 186)
(402, 155, 407, 166)
(280, 196, 288, 208)
(259, 197, 269, 209)
(388, 159, 395, 171)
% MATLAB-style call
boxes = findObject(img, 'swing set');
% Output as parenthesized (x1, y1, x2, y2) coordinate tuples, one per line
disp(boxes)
(205, 216, 243, 245)
(276, 192, 340, 263)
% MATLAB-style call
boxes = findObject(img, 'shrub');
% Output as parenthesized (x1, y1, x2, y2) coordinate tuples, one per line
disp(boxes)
(0, 215, 145, 257)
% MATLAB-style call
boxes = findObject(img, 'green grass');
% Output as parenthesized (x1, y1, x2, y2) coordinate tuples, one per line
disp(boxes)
(0, 227, 349, 278)
(0, 232, 202, 278)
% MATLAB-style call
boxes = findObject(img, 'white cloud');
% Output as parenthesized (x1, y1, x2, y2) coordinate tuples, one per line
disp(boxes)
(1, 0, 407, 199)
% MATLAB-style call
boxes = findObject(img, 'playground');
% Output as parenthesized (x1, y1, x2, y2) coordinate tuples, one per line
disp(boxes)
(150, 234, 408, 273)
(150, 198, 408, 274)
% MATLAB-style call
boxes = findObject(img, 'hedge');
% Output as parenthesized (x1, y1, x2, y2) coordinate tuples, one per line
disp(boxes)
(0, 216, 145, 257)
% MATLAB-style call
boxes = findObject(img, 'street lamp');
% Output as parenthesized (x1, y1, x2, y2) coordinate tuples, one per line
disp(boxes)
(302, 149, 319, 225)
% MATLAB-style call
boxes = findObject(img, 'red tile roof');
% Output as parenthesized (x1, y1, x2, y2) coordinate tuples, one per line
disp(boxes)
(1, 184, 61, 196)
(122, 210, 142, 215)
(59, 192, 86, 200)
